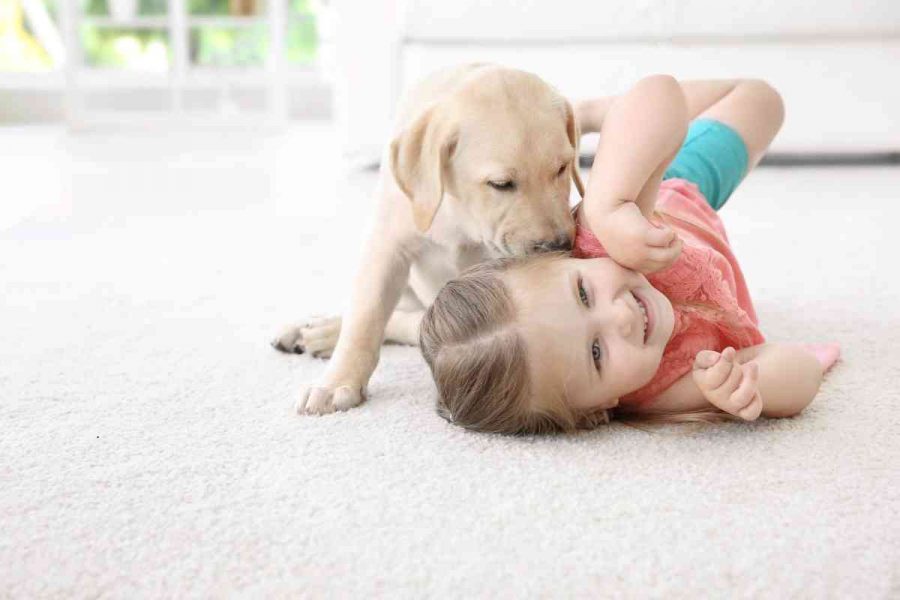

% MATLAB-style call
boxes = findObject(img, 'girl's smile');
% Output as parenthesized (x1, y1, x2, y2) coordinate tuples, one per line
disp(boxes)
(506, 256, 676, 411)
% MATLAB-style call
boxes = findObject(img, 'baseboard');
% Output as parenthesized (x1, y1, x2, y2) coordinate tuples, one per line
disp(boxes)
(578, 152, 900, 169)
(757, 152, 900, 167)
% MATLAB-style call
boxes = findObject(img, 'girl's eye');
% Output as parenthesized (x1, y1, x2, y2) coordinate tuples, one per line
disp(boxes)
(488, 180, 516, 191)
(578, 276, 601, 370)
(557, 164, 567, 177)
(592, 340, 603, 366)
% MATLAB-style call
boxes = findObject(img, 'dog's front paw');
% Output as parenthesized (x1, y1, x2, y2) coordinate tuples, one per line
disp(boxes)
(271, 316, 342, 358)
(297, 382, 365, 415)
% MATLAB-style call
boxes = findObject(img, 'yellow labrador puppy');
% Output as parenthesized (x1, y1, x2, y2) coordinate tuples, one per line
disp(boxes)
(273, 63, 583, 414)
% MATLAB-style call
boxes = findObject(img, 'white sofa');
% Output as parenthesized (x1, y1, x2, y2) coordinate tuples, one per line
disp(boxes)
(332, 0, 900, 164)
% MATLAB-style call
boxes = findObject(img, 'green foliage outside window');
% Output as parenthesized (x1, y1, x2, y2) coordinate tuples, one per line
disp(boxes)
(38, 1, 318, 70)
(80, 27, 170, 68)
(83, 1, 166, 16)
(287, 0, 317, 64)
(187, 0, 241, 15)
(192, 26, 267, 67)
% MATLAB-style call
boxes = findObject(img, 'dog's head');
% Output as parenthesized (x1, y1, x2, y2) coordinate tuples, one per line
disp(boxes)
(390, 67, 582, 256)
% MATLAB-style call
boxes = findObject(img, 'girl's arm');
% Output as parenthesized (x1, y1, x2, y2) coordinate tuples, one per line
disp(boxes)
(580, 74, 688, 226)
(641, 343, 825, 420)
(576, 77, 784, 274)
(576, 74, 688, 273)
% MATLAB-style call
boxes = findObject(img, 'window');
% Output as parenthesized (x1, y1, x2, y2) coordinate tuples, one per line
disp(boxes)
(0, 0, 330, 122)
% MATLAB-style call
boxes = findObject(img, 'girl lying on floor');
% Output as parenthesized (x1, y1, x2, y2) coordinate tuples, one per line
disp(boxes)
(418, 75, 840, 435)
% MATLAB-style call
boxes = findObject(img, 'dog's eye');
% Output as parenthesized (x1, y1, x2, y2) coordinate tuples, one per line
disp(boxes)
(488, 180, 516, 191)
(557, 164, 567, 177)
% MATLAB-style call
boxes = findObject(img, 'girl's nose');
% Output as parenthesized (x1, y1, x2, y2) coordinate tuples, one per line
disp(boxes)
(589, 296, 636, 338)
(615, 299, 636, 338)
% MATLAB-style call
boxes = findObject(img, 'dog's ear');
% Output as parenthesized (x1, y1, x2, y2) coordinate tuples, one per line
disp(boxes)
(563, 99, 585, 198)
(390, 104, 458, 233)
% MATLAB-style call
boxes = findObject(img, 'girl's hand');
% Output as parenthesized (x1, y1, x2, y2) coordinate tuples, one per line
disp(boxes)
(593, 202, 682, 274)
(692, 347, 763, 421)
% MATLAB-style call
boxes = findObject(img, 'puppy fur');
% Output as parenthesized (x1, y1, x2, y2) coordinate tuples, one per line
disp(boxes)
(274, 63, 583, 415)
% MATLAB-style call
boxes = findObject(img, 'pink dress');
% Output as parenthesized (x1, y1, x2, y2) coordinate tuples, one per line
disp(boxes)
(572, 178, 766, 406)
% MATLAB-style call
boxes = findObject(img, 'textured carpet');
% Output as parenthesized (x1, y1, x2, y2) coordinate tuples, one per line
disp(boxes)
(1, 126, 898, 597)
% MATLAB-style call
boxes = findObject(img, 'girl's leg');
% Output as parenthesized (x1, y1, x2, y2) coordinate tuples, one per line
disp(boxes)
(696, 79, 785, 172)
(661, 119, 750, 210)
(660, 80, 785, 210)
(579, 79, 740, 210)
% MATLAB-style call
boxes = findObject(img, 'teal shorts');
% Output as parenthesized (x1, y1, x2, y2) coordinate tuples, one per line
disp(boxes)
(662, 118, 749, 211)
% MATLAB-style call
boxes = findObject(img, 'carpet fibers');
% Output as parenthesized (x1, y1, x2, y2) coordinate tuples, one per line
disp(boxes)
(1, 127, 898, 597)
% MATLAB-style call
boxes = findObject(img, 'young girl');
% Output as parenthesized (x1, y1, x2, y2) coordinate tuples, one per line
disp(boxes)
(419, 75, 841, 435)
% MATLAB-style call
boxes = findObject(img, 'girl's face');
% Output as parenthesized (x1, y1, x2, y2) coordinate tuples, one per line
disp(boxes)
(506, 257, 676, 411)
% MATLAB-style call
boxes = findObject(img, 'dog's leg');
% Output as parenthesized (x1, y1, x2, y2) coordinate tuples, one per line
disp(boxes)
(271, 316, 342, 358)
(384, 309, 425, 346)
(270, 308, 423, 357)
(271, 286, 423, 357)
(384, 286, 425, 345)
(297, 205, 419, 414)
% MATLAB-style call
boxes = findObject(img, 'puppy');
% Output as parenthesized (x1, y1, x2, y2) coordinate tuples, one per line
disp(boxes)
(273, 63, 584, 414)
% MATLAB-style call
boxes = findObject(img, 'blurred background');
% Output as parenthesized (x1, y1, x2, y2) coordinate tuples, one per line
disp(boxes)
(1, 0, 899, 232)
(2, 0, 898, 153)
(2, 6, 899, 595)
(0, 0, 330, 123)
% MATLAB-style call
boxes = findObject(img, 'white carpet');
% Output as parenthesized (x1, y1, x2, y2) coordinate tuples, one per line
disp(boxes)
(1, 125, 898, 597)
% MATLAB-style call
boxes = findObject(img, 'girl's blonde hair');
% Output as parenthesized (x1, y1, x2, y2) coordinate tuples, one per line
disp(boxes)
(419, 253, 734, 435)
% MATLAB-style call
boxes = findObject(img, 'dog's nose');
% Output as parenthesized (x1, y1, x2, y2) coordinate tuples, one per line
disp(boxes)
(531, 234, 572, 253)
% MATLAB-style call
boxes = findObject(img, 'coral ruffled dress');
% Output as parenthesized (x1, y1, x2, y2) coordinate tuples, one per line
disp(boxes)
(572, 178, 767, 406)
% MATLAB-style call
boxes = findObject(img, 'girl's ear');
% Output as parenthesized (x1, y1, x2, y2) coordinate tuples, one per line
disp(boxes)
(563, 99, 585, 199)
(390, 104, 459, 233)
